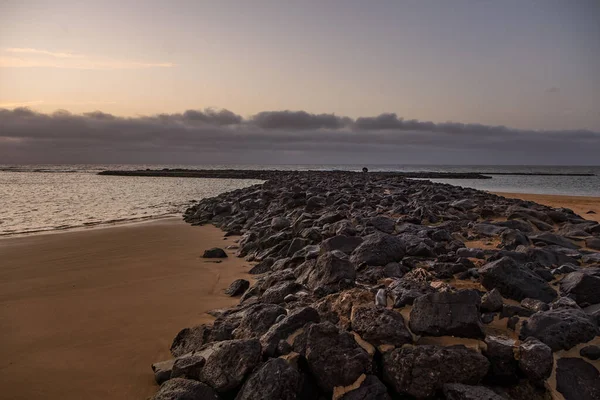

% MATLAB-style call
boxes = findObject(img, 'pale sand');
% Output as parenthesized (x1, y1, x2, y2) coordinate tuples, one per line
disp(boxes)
(0, 218, 249, 400)
(492, 192, 600, 223)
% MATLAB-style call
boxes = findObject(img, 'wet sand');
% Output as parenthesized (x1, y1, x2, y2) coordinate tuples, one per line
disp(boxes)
(493, 192, 600, 223)
(0, 218, 249, 400)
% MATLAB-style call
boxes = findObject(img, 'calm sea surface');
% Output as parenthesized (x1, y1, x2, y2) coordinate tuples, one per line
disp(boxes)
(1, 164, 598, 236)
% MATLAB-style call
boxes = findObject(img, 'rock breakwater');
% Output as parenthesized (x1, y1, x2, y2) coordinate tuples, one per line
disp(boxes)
(152, 171, 600, 400)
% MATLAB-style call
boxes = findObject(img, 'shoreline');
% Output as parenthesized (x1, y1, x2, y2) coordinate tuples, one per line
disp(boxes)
(2, 192, 598, 240)
(0, 219, 251, 400)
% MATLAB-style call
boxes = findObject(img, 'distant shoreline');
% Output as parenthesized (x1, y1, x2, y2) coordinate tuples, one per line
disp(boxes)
(98, 168, 595, 179)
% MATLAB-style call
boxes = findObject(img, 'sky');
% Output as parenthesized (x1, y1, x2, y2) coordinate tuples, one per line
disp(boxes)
(0, 0, 599, 165)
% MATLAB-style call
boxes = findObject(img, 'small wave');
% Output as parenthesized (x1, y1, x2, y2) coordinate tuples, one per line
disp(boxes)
(0, 213, 180, 238)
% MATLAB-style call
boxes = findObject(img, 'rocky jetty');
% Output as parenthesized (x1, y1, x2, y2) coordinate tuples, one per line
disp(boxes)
(151, 172, 600, 400)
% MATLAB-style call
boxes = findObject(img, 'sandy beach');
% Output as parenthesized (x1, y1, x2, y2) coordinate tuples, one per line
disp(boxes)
(0, 218, 249, 400)
(0, 192, 599, 399)
(493, 192, 600, 223)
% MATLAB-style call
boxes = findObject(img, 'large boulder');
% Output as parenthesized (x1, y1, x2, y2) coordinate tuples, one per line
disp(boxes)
(519, 308, 598, 351)
(382, 345, 489, 398)
(321, 235, 364, 255)
(530, 232, 579, 249)
(233, 304, 286, 339)
(260, 307, 320, 357)
(518, 337, 553, 381)
(297, 250, 355, 294)
(409, 290, 484, 338)
(350, 306, 412, 347)
(235, 358, 302, 400)
(152, 378, 219, 400)
(305, 322, 371, 392)
(198, 339, 262, 392)
(483, 336, 518, 384)
(171, 324, 212, 357)
(261, 280, 301, 304)
(479, 257, 557, 303)
(152, 359, 174, 385)
(560, 268, 600, 306)
(556, 358, 600, 400)
(350, 232, 406, 266)
(368, 216, 396, 234)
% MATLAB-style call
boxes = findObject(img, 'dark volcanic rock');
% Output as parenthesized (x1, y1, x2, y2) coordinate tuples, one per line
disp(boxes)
(171, 324, 212, 357)
(198, 339, 262, 392)
(530, 232, 579, 249)
(479, 257, 557, 302)
(321, 235, 364, 255)
(519, 308, 598, 351)
(580, 345, 600, 360)
(339, 375, 391, 400)
(382, 345, 489, 398)
(409, 290, 484, 338)
(556, 358, 600, 400)
(224, 279, 250, 296)
(260, 307, 320, 357)
(171, 354, 206, 380)
(152, 359, 174, 385)
(203, 247, 228, 258)
(518, 337, 553, 381)
(483, 336, 518, 384)
(368, 216, 396, 234)
(235, 358, 302, 400)
(480, 288, 503, 312)
(233, 304, 286, 339)
(305, 322, 371, 392)
(261, 280, 301, 304)
(152, 378, 219, 400)
(350, 232, 406, 266)
(297, 250, 355, 295)
(350, 305, 412, 347)
(443, 383, 505, 400)
(560, 268, 600, 306)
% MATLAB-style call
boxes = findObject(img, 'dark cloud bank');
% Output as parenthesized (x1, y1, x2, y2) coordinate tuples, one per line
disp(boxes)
(1, 107, 598, 165)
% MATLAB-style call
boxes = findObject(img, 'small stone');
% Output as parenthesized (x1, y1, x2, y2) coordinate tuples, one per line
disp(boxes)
(224, 279, 250, 296)
(202, 247, 228, 258)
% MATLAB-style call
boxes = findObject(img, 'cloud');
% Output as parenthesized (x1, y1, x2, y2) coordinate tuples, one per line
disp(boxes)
(251, 110, 351, 130)
(0, 48, 174, 70)
(5, 47, 82, 58)
(0, 107, 598, 165)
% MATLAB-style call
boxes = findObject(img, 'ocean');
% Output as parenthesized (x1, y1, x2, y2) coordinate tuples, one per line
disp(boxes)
(1, 164, 599, 236)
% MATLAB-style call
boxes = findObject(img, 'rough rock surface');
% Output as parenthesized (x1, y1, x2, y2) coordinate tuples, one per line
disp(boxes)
(203, 248, 228, 258)
(556, 357, 600, 400)
(350, 305, 412, 347)
(520, 308, 598, 351)
(224, 279, 250, 296)
(235, 358, 302, 400)
(409, 290, 484, 338)
(198, 339, 262, 392)
(350, 232, 406, 266)
(382, 345, 489, 398)
(443, 383, 505, 400)
(305, 322, 371, 392)
(152, 378, 220, 400)
(518, 337, 553, 381)
(479, 257, 557, 302)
